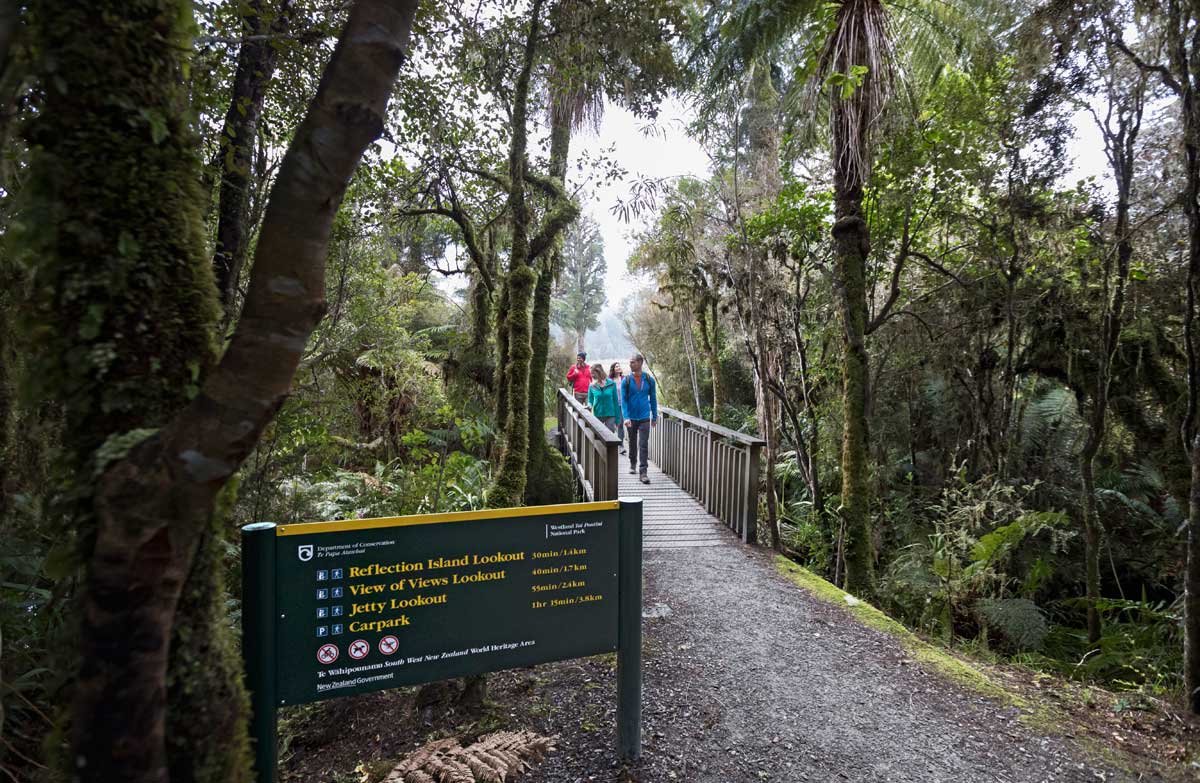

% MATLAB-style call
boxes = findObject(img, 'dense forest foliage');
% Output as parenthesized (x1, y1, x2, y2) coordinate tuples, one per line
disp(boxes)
(2, 0, 1200, 780)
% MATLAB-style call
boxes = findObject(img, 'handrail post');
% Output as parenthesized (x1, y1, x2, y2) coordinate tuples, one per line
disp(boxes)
(605, 436, 619, 500)
(704, 429, 714, 513)
(743, 442, 761, 544)
(558, 390, 566, 452)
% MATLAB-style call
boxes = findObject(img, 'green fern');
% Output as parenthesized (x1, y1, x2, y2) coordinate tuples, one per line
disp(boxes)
(977, 597, 1048, 652)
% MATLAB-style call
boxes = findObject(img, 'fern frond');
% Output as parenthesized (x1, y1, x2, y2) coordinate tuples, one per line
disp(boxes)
(384, 731, 556, 783)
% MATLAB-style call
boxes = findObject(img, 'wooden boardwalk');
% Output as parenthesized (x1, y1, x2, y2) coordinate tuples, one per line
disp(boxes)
(618, 459, 729, 549)
(556, 390, 761, 548)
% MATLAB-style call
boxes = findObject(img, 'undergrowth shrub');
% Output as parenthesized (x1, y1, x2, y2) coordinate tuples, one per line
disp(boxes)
(1022, 597, 1182, 694)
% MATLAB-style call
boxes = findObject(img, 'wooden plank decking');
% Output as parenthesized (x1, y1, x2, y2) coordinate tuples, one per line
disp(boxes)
(618, 460, 730, 549)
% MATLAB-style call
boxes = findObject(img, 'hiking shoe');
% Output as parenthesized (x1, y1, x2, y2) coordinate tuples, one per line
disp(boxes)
(629, 466, 636, 474)
(639, 473, 650, 484)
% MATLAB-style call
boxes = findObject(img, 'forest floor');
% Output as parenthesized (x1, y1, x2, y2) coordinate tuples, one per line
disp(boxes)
(281, 522, 1199, 783)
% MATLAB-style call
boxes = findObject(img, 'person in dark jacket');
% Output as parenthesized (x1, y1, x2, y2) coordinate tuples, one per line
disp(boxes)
(620, 353, 657, 484)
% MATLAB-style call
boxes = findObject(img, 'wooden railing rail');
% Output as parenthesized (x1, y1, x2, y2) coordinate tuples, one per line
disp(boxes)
(648, 406, 764, 543)
(555, 387, 621, 501)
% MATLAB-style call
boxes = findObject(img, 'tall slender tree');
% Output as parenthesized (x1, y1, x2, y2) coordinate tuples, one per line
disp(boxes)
(553, 214, 608, 352)
(212, 0, 295, 315)
(705, 0, 996, 594)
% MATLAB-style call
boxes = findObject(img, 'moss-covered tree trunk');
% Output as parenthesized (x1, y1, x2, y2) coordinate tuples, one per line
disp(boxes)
(1170, 2, 1200, 713)
(166, 516, 252, 783)
(488, 0, 542, 508)
(832, 183, 873, 595)
(494, 274, 512, 432)
(22, 5, 240, 776)
(19, 3, 417, 779)
(524, 108, 570, 498)
(463, 229, 497, 395)
(835, 188, 873, 593)
(824, 0, 882, 597)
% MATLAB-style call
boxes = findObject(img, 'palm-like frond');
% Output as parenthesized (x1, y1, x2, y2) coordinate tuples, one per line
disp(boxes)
(821, 0, 895, 190)
(703, 0, 1007, 171)
(704, 0, 826, 82)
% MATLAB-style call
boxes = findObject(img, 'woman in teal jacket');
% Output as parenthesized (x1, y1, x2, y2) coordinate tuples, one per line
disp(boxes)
(587, 364, 620, 434)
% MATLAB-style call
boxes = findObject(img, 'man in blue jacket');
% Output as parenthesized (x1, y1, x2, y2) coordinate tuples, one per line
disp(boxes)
(620, 353, 657, 484)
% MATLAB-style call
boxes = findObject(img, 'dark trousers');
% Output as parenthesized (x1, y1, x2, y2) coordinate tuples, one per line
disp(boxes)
(628, 419, 650, 473)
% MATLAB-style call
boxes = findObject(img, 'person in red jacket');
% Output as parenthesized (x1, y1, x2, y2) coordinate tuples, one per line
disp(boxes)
(566, 351, 591, 403)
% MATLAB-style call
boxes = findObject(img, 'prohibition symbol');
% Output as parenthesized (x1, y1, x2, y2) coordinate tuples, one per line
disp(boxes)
(378, 635, 400, 655)
(317, 643, 339, 665)
(348, 639, 370, 660)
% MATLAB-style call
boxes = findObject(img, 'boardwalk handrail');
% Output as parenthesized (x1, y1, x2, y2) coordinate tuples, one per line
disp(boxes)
(555, 387, 621, 501)
(649, 405, 764, 543)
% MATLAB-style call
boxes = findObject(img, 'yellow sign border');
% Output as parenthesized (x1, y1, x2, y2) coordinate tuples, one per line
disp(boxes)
(275, 500, 620, 537)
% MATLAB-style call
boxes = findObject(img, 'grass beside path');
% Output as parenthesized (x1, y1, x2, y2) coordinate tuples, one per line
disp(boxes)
(773, 556, 1048, 725)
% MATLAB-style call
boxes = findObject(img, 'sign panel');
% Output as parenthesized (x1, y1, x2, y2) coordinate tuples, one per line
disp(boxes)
(272, 501, 620, 705)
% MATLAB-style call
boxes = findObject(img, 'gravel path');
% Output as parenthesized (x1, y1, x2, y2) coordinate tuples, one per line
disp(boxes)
(286, 464, 1161, 782)
(622, 542, 1131, 783)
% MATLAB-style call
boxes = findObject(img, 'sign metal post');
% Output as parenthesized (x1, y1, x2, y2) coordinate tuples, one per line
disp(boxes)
(241, 521, 279, 783)
(617, 497, 643, 762)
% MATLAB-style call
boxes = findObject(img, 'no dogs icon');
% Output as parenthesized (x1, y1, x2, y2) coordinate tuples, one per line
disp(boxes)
(316, 643, 338, 664)
(378, 635, 400, 655)
(348, 639, 370, 660)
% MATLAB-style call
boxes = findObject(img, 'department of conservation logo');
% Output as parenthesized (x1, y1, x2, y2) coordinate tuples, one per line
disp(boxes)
(297, 544, 314, 562)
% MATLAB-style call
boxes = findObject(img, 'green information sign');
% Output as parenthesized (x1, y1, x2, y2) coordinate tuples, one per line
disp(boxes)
(241, 498, 643, 783)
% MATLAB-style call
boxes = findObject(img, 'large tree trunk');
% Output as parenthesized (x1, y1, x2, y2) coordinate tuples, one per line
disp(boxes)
(832, 186, 873, 595)
(825, 0, 884, 596)
(488, 0, 542, 508)
(1160, 0, 1200, 715)
(1185, 81, 1200, 715)
(166, 512, 252, 783)
(213, 0, 294, 314)
(26, 4, 418, 781)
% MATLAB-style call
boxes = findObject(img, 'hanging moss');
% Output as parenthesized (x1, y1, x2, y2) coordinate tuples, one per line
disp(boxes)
(524, 253, 555, 487)
(489, 264, 537, 508)
(494, 275, 512, 434)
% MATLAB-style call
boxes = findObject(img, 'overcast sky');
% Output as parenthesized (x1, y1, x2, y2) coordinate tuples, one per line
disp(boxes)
(568, 96, 710, 321)
(568, 97, 1118, 325)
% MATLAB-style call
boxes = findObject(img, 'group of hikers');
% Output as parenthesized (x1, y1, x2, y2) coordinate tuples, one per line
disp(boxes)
(566, 351, 657, 485)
